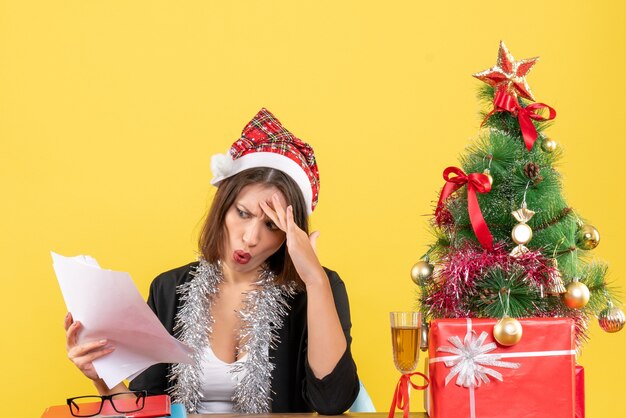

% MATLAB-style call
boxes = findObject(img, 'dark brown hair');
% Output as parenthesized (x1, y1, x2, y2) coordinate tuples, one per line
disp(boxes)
(199, 167, 309, 287)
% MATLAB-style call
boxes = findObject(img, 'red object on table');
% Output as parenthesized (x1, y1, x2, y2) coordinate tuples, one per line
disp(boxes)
(428, 318, 576, 418)
(575, 365, 585, 418)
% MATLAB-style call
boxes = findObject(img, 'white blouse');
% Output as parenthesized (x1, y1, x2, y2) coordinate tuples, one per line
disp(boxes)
(196, 345, 248, 414)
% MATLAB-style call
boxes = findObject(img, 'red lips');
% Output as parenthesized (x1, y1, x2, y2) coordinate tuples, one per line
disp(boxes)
(233, 250, 251, 265)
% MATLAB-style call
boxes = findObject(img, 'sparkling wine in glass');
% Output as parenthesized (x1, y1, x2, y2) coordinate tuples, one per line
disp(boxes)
(390, 312, 421, 373)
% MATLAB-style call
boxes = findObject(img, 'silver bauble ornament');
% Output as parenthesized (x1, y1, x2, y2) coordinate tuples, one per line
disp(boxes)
(598, 301, 625, 333)
(493, 317, 523, 346)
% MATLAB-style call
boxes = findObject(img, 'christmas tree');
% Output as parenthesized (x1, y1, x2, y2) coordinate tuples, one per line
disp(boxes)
(414, 41, 624, 348)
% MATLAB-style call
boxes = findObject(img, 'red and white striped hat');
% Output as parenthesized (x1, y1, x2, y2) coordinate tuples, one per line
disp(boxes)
(211, 108, 320, 214)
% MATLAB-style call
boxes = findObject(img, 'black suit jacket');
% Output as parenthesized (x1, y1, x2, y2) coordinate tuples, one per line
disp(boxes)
(129, 262, 360, 414)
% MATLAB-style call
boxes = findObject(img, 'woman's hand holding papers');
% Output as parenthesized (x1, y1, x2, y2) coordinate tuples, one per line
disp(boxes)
(64, 312, 115, 383)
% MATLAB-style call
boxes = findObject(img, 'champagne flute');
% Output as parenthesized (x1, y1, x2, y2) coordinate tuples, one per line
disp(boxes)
(390, 311, 421, 373)
(389, 312, 428, 418)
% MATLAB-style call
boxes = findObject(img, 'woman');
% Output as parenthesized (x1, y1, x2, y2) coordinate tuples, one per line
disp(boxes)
(64, 108, 360, 414)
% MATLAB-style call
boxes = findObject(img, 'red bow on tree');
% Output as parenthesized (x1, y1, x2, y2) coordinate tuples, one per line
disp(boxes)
(435, 167, 493, 250)
(483, 88, 556, 151)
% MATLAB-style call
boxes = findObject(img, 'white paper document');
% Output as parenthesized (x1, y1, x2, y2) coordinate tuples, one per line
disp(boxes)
(52, 252, 193, 388)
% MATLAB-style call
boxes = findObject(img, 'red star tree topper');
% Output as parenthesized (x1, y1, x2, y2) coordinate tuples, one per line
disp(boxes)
(473, 40, 539, 101)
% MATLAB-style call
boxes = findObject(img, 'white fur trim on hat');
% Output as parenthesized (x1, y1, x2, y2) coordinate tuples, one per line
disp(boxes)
(210, 151, 235, 180)
(210, 151, 314, 215)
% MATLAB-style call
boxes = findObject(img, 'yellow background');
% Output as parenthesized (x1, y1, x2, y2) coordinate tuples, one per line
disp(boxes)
(2, 1, 624, 416)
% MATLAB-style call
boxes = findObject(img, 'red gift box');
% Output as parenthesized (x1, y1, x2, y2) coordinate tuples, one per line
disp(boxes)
(428, 318, 575, 418)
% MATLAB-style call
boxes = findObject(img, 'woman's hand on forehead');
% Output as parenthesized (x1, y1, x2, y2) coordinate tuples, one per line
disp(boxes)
(259, 194, 288, 231)
(260, 194, 323, 284)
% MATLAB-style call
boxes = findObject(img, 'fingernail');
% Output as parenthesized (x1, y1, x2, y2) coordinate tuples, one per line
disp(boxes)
(99, 339, 107, 345)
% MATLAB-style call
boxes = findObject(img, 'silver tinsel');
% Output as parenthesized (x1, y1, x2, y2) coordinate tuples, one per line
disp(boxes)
(168, 259, 296, 413)
(231, 269, 296, 413)
(169, 260, 221, 412)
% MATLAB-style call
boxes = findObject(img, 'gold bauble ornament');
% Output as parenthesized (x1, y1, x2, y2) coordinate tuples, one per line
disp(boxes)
(598, 301, 625, 333)
(411, 259, 434, 285)
(563, 278, 590, 309)
(483, 168, 494, 186)
(493, 317, 523, 346)
(576, 223, 600, 250)
(541, 137, 558, 153)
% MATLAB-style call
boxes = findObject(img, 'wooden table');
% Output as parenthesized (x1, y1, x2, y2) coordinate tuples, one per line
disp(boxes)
(189, 413, 428, 418)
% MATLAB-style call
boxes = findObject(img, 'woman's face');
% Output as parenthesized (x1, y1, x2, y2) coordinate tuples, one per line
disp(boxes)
(222, 183, 287, 277)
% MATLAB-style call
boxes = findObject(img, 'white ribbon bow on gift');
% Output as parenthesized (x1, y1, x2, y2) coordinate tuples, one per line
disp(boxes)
(437, 330, 520, 388)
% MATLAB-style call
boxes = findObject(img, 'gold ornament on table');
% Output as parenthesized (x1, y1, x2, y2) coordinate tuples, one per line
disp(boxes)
(598, 301, 625, 333)
(493, 316, 523, 346)
(576, 223, 600, 250)
(510, 200, 535, 257)
(547, 259, 567, 295)
(563, 277, 590, 309)
(411, 257, 434, 286)
(541, 137, 558, 153)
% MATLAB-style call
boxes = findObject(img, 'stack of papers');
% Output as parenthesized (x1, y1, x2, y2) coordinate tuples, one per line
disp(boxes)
(52, 252, 193, 389)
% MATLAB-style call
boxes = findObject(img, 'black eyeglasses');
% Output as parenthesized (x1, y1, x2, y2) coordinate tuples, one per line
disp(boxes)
(66, 390, 147, 417)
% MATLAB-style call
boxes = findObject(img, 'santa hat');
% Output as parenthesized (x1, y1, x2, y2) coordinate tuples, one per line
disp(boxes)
(210, 108, 320, 214)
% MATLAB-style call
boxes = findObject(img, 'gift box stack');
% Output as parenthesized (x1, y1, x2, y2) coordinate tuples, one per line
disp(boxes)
(407, 41, 624, 418)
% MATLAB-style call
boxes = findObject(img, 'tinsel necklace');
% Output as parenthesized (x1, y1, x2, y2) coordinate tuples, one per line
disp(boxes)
(168, 259, 297, 413)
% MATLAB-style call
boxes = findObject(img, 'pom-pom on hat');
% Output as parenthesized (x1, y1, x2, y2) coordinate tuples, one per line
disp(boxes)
(211, 108, 320, 214)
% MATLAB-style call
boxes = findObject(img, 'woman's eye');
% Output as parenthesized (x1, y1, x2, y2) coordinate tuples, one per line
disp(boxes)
(266, 221, 279, 231)
(237, 208, 249, 218)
